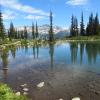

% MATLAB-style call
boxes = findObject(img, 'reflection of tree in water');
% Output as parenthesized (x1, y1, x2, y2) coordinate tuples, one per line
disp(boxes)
(25, 45, 28, 54)
(0, 49, 9, 80)
(36, 44, 39, 58)
(80, 43, 85, 64)
(32, 44, 39, 59)
(32, 46, 36, 58)
(10, 46, 16, 59)
(86, 43, 100, 64)
(70, 42, 78, 63)
(49, 43, 54, 69)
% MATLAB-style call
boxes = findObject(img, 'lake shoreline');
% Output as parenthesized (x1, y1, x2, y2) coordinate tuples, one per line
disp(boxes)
(0, 37, 100, 49)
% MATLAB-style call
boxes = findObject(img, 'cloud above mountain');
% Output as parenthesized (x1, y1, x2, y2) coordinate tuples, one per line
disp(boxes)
(0, 0, 49, 20)
(66, 0, 88, 6)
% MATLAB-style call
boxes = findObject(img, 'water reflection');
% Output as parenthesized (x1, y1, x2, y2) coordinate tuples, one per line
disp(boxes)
(0, 49, 9, 79)
(0, 42, 100, 80)
(70, 42, 78, 64)
(32, 44, 39, 59)
(49, 43, 55, 69)
(10, 46, 16, 59)
(85, 43, 100, 64)
(80, 43, 85, 64)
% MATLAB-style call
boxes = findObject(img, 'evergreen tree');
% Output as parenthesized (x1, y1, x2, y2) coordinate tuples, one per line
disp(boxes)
(0, 10, 5, 39)
(17, 31, 20, 39)
(20, 30, 24, 39)
(24, 26, 28, 39)
(74, 17, 78, 36)
(9, 22, 15, 39)
(49, 11, 54, 41)
(70, 15, 78, 36)
(70, 15, 74, 36)
(32, 23, 35, 39)
(86, 23, 89, 36)
(14, 29, 18, 39)
(94, 13, 99, 35)
(86, 13, 94, 36)
(35, 22, 39, 38)
(80, 12, 85, 36)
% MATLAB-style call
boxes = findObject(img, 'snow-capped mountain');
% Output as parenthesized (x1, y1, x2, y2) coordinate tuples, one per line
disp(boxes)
(16, 24, 68, 34)
(15, 24, 69, 39)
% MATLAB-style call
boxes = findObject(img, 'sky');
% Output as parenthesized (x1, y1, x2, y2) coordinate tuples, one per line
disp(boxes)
(0, 0, 100, 29)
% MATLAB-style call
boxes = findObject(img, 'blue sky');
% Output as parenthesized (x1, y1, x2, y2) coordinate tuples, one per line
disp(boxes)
(0, 0, 100, 29)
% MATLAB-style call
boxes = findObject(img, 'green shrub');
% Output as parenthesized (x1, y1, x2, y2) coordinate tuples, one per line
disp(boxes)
(0, 84, 28, 100)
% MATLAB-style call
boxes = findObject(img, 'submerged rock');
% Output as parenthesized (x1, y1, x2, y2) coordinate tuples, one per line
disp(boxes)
(15, 92, 21, 96)
(37, 82, 45, 88)
(21, 84, 27, 87)
(72, 97, 80, 100)
(23, 88, 29, 92)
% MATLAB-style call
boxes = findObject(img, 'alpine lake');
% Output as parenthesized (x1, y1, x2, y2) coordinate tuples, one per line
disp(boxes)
(0, 41, 100, 100)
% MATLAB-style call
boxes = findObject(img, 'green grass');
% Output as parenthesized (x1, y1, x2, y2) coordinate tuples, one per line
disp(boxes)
(0, 83, 28, 100)
(65, 36, 100, 41)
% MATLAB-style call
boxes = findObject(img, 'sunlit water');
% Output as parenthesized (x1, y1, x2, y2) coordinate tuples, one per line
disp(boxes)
(0, 42, 100, 100)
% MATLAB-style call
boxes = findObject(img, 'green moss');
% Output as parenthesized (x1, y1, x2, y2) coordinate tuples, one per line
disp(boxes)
(0, 84, 28, 100)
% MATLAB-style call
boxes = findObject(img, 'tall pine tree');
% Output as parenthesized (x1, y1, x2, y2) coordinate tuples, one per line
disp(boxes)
(70, 15, 78, 36)
(74, 17, 78, 36)
(9, 22, 15, 39)
(49, 11, 54, 41)
(35, 22, 39, 38)
(86, 13, 94, 36)
(70, 15, 74, 36)
(80, 12, 85, 36)
(94, 13, 99, 35)
(24, 26, 28, 39)
(0, 10, 5, 39)
(32, 23, 35, 39)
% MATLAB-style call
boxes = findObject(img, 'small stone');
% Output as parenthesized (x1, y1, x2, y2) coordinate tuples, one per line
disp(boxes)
(72, 97, 80, 100)
(37, 82, 45, 88)
(23, 92, 28, 95)
(23, 88, 29, 92)
(15, 92, 20, 96)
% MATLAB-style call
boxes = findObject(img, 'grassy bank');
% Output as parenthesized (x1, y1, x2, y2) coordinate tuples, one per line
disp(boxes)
(65, 36, 100, 41)
(0, 83, 28, 100)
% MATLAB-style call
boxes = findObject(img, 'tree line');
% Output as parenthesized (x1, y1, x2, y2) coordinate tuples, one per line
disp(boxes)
(7, 22, 39, 40)
(0, 10, 100, 42)
(70, 12, 100, 36)
(0, 10, 54, 41)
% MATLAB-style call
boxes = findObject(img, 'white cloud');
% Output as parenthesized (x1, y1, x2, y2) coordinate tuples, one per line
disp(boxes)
(0, 0, 49, 16)
(3, 13, 15, 20)
(66, 0, 88, 6)
(24, 15, 47, 20)
(2, 10, 17, 20)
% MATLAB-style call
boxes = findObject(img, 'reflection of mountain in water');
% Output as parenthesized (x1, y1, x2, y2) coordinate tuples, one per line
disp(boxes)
(0, 42, 100, 80)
